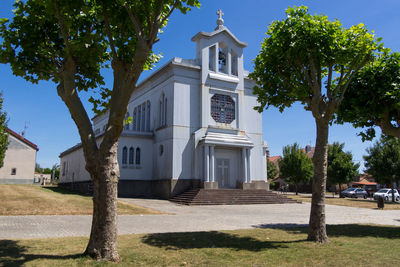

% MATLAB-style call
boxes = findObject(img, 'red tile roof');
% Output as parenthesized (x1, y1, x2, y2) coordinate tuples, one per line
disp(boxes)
(6, 128, 39, 151)
(352, 181, 377, 186)
(300, 146, 315, 159)
(267, 156, 281, 163)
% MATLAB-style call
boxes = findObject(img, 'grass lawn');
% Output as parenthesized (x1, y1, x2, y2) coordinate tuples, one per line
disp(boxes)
(0, 185, 162, 215)
(287, 193, 400, 210)
(0, 224, 399, 266)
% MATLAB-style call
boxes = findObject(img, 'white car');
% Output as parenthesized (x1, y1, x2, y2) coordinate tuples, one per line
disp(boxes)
(373, 189, 400, 202)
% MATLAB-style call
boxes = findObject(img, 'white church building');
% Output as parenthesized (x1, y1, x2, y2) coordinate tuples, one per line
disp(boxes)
(59, 11, 268, 198)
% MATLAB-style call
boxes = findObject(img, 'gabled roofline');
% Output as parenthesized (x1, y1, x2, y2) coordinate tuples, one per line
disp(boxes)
(191, 26, 248, 48)
(7, 128, 39, 151)
(91, 57, 200, 121)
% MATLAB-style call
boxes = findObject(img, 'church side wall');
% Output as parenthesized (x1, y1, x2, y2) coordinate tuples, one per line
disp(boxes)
(171, 72, 200, 181)
(0, 135, 36, 184)
(244, 80, 267, 182)
(59, 147, 90, 184)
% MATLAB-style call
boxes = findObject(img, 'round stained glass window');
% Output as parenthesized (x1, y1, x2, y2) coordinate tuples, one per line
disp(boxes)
(211, 94, 235, 124)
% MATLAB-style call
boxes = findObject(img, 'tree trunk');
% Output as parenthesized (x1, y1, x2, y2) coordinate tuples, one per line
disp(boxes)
(295, 184, 298, 195)
(391, 181, 395, 203)
(84, 142, 120, 262)
(308, 119, 329, 243)
(339, 183, 342, 194)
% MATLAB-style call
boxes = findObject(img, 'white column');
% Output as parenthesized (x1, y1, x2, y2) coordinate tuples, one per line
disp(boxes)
(210, 146, 215, 182)
(242, 148, 247, 183)
(215, 43, 219, 73)
(246, 149, 251, 183)
(204, 145, 210, 182)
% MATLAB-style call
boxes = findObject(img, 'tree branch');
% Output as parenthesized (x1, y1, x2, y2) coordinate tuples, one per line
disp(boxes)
(326, 65, 333, 99)
(102, 6, 118, 59)
(377, 109, 400, 138)
(56, 59, 98, 172)
(54, 2, 72, 56)
(148, 0, 165, 43)
(160, 0, 178, 27)
(124, 4, 143, 37)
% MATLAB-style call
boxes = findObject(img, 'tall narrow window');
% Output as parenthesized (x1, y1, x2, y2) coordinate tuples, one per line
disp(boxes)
(231, 49, 238, 76)
(122, 146, 128, 165)
(164, 98, 167, 126)
(141, 103, 146, 132)
(125, 112, 130, 130)
(136, 148, 141, 165)
(137, 106, 141, 131)
(129, 147, 134, 165)
(159, 93, 165, 128)
(218, 42, 228, 74)
(62, 162, 66, 176)
(209, 45, 216, 71)
(133, 107, 137, 131)
(146, 101, 151, 132)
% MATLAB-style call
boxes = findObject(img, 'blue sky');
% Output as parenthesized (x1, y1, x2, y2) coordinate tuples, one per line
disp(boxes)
(1, 0, 399, 169)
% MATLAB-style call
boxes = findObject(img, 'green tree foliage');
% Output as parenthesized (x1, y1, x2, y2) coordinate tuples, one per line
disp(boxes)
(327, 142, 359, 193)
(52, 163, 60, 179)
(0, 93, 7, 168)
(279, 143, 313, 195)
(250, 6, 380, 242)
(364, 136, 400, 202)
(0, 0, 199, 262)
(267, 159, 278, 180)
(338, 52, 400, 140)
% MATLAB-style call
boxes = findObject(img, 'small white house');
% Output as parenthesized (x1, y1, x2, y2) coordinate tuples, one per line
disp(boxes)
(59, 11, 268, 198)
(0, 128, 38, 184)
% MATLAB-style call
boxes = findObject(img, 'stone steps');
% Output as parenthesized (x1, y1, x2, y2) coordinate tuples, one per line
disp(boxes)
(169, 189, 301, 205)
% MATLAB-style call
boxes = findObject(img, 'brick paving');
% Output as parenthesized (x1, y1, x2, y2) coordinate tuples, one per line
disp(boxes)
(0, 200, 399, 239)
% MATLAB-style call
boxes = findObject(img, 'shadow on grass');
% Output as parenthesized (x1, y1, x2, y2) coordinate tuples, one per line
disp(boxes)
(41, 186, 90, 197)
(0, 240, 84, 266)
(254, 223, 400, 239)
(141, 231, 305, 251)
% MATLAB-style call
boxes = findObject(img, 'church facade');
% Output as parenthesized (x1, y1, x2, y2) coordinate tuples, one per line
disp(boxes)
(59, 12, 268, 198)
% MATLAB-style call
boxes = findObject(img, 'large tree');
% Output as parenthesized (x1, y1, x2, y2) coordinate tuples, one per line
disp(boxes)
(250, 6, 380, 242)
(364, 136, 400, 202)
(0, 93, 8, 168)
(0, 0, 199, 261)
(267, 159, 279, 180)
(337, 52, 400, 141)
(279, 143, 313, 195)
(327, 142, 359, 193)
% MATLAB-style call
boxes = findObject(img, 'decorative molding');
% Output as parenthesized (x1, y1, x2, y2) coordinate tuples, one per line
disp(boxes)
(209, 72, 239, 83)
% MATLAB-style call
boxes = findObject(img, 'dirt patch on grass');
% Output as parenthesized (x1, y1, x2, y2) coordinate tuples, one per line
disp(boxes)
(0, 185, 163, 215)
(288, 193, 400, 210)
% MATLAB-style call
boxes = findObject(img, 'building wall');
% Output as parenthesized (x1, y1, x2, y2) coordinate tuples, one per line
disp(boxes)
(59, 27, 268, 195)
(0, 135, 36, 184)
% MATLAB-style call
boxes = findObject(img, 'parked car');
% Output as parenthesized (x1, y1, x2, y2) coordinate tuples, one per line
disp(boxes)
(340, 188, 368, 199)
(373, 189, 400, 202)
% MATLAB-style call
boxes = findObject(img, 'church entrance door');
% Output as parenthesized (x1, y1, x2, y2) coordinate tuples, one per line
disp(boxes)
(216, 158, 232, 188)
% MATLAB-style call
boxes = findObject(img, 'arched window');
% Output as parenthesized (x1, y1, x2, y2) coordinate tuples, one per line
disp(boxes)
(129, 147, 134, 165)
(141, 103, 146, 132)
(133, 107, 137, 131)
(164, 97, 167, 126)
(146, 101, 151, 132)
(122, 146, 128, 165)
(137, 105, 141, 131)
(125, 112, 130, 130)
(159, 93, 165, 127)
(135, 147, 141, 165)
(159, 98, 163, 127)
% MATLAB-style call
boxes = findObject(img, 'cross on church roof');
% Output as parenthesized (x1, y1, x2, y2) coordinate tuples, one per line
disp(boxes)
(216, 9, 224, 27)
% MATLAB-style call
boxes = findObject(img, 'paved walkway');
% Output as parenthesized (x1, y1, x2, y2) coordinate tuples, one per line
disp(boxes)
(1, 199, 399, 239)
